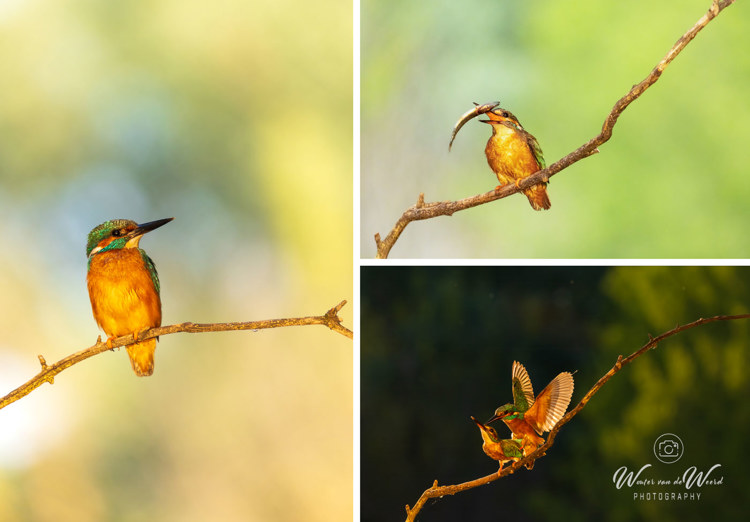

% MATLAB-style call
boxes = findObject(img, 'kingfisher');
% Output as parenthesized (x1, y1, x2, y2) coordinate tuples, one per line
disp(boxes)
(449, 101, 550, 210)
(486, 361, 574, 468)
(470, 416, 524, 471)
(86, 218, 173, 377)
(481, 108, 550, 210)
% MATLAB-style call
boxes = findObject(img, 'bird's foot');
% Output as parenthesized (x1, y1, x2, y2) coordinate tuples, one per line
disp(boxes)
(514, 179, 522, 188)
(106, 337, 115, 350)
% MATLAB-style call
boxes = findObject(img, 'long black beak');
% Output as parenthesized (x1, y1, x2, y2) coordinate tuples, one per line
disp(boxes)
(130, 217, 174, 238)
(485, 412, 507, 425)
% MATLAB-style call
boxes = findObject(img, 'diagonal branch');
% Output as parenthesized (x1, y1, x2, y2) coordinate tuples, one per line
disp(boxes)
(375, 0, 736, 259)
(404, 312, 750, 522)
(0, 300, 352, 411)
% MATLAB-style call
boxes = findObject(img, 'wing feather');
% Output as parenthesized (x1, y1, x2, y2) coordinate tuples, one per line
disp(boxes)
(526, 372, 574, 434)
(511, 361, 535, 411)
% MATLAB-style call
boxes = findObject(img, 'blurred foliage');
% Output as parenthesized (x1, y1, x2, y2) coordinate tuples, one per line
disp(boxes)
(361, 0, 750, 258)
(0, 1, 352, 521)
(361, 266, 750, 521)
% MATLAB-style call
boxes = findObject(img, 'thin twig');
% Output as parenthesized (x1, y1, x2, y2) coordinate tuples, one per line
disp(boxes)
(404, 312, 750, 522)
(375, 0, 735, 259)
(0, 300, 352, 411)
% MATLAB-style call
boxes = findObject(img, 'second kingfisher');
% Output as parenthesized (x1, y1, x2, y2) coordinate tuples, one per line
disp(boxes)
(86, 217, 173, 377)
(486, 361, 574, 466)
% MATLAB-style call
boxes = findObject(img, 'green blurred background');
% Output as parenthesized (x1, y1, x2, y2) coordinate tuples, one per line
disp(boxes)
(361, 0, 750, 258)
(0, 1, 352, 521)
(361, 266, 750, 521)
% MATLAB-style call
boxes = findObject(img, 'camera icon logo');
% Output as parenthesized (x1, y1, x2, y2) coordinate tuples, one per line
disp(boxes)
(653, 433, 684, 464)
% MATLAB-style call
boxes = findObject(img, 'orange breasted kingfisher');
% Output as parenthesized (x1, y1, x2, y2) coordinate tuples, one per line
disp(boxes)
(470, 416, 524, 471)
(86, 218, 173, 377)
(449, 101, 550, 210)
(486, 361, 574, 468)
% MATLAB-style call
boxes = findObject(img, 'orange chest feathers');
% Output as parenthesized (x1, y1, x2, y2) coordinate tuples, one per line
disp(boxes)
(504, 417, 544, 446)
(485, 126, 540, 179)
(87, 249, 162, 338)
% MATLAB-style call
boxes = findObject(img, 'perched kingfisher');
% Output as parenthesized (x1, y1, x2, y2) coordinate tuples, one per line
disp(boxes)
(86, 218, 173, 377)
(486, 361, 574, 468)
(481, 109, 550, 210)
(470, 416, 524, 471)
(448, 101, 550, 210)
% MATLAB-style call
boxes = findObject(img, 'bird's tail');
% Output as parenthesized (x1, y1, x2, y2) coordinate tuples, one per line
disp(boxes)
(524, 183, 551, 211)
(126, 338, 157, 377)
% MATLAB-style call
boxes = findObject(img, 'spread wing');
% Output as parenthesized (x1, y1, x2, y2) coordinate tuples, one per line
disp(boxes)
(525, 371, 574, 434)
(511, 361, 535, 412)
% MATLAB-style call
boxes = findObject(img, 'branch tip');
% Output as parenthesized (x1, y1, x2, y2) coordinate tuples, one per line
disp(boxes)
(328, 300, 347, 316)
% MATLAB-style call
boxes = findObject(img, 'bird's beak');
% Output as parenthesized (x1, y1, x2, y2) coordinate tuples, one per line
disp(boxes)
(485, 411, 508, 424)
(130, 217, 174, 238)
(123, 218, 174, 248)
(470, 416, 488, 432)
(479, 119, 491, 124)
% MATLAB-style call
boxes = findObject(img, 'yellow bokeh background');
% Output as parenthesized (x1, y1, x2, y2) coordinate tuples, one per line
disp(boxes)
(0, 1, 352, 520)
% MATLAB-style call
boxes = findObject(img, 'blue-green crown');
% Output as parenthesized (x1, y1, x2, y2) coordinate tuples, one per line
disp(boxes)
(86, 219, 137, 256)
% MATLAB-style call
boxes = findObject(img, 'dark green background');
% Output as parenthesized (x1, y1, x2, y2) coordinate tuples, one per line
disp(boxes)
(361, 266, 749, 521)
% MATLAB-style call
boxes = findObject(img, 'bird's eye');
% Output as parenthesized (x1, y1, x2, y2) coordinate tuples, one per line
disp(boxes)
(112, 229, 123, 237)
(503, 111, 510, 117)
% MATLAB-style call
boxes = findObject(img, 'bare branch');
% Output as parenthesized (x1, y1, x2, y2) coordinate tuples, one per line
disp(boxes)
(404, 312, 750, 522)
(376, 0, 736, 259)
(0, 300, 352, 411)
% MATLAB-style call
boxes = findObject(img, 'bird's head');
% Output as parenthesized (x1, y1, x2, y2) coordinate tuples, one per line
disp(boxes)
(480, 108, 522, 128)
(86, 218, 174, 257)
(486, 403, 522, 424)
(471, 415, 501, 443)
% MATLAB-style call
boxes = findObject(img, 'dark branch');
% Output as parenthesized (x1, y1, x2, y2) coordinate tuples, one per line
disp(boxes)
(404, 312, 750, 522)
